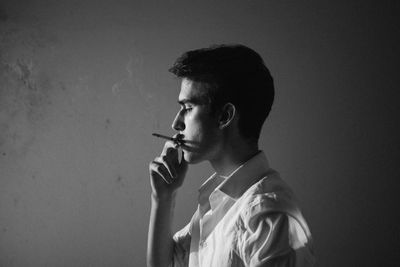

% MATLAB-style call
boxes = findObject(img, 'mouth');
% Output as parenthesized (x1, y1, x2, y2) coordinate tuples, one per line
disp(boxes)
(175, 134, 201, 152)
(178, 140, 199, 153)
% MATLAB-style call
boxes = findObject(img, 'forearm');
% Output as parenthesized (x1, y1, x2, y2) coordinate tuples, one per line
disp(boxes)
(147, 192, 177, 267)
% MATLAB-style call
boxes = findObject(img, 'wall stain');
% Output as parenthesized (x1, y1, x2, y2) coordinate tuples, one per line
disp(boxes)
(0, 15, 56, 158)
(0, 60, 50, 157)
(60, 82, 67, 91)
(113, 174, 133, 196)
(105, 118, 111, 129)
(13, 197, 19, 208)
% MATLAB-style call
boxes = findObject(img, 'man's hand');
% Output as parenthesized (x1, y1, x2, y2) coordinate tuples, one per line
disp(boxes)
(147, 135, 188, 267)
(149, 136, 188, 200)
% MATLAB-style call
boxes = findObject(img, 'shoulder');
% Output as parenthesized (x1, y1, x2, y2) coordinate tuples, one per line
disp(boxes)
(237, 170, 299, 227)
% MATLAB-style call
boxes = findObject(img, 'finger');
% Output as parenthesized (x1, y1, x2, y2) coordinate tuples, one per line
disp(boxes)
(172, 152, 188, 187)
(157, 156, 177, 179)
(160, 144, 180, 172)
(150, 160, 173, 184)
(177, 151, 188, 175)
(179, 152, 188, 170)
(162, 133, 183, 155)
(162, 141, 179, 158)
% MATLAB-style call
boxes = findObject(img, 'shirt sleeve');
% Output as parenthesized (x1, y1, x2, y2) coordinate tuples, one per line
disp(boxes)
(170, 222, 191, 267)
(237, 211, 295, 267)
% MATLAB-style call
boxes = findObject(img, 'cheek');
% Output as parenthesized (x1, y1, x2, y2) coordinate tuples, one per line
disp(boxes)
(184, 113, 201, 132)
(196, 122, 219, 146)
(183, 118, 199, 135)
(183, 109, 218, 141)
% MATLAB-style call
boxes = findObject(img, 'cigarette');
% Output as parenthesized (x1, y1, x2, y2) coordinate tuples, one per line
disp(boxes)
(152, 133, 184, 144)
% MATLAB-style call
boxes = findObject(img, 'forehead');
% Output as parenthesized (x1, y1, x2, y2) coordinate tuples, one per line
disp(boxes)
(178, 78, 209, 104)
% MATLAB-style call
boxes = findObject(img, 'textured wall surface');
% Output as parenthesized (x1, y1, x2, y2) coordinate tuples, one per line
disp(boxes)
(0, 0, 399, 266)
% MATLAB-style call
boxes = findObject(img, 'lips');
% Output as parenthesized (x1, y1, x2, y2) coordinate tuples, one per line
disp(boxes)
(176, 134, 200, 150)
(176, 133, 185, 141)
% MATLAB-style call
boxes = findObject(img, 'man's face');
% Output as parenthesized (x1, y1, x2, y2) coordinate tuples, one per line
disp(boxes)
(171, 78, 222, 164)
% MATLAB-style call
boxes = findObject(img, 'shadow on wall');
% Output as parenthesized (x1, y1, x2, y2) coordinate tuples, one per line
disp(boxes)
(0, 5, 8, 22)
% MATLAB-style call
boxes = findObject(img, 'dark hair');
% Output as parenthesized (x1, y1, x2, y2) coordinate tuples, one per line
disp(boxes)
(169, 44, 274, 142)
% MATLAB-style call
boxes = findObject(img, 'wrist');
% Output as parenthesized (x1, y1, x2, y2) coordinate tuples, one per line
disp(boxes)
(151, 191, 177, 203)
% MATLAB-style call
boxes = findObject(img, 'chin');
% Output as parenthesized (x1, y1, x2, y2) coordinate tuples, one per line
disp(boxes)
(183, 151, 206, 164)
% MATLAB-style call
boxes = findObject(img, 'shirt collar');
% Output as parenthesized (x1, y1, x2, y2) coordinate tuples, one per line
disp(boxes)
(198, 151, 271, 209)
(217, 150, 271, 200)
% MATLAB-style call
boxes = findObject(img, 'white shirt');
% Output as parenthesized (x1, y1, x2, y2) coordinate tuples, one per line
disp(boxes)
(172, 151, 315, 267)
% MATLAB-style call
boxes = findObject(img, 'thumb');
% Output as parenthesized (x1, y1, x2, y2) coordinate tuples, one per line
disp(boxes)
(174, 151, 188, 187)
(179, 151, 188, 173)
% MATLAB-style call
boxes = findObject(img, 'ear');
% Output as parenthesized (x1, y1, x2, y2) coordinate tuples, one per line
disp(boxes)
(218, 103, 236, 129)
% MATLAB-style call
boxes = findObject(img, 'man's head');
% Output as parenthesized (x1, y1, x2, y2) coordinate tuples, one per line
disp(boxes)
(169, 44, 274, 143)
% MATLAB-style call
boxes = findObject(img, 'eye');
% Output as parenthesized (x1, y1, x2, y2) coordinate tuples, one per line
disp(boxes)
(180, 106, 192, 113)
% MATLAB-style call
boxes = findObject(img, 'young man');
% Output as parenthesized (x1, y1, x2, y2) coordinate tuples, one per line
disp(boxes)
(147, 45, 315, 267)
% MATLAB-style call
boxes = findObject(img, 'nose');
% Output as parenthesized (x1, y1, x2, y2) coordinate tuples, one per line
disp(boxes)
(171, 110, 185, 131)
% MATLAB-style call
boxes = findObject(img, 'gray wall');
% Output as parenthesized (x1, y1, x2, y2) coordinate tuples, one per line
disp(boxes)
(1, 0, 399, 266)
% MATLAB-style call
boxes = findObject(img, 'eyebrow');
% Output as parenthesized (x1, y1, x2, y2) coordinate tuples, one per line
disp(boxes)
(178, 97, 206, 106)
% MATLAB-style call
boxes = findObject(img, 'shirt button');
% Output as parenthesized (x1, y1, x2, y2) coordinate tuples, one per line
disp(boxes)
(200, 240, 207, 248)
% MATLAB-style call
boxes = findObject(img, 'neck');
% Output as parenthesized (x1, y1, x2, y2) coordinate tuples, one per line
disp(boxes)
(210, 138, 259, 177)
